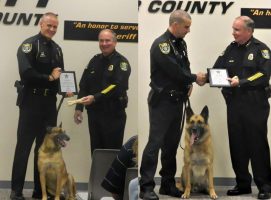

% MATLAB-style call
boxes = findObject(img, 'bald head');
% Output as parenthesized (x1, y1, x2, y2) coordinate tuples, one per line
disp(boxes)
(169, 10, 191, 26)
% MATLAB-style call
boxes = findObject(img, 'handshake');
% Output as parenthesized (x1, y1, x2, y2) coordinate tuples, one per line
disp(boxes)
(195, 72, 207, 86)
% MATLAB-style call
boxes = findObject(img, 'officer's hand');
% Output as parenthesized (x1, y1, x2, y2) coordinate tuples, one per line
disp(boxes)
(196, 72, 206, 86)
(74, 110, 83, 124)
(81, 95, 95, 106)
(228, 76, 239, 87)
(65, 92, 74, 98)
(51, 67, 62, 80)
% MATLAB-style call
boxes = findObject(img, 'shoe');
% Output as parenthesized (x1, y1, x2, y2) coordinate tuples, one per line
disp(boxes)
(139, 190, 159, 200)
(159, 185, 183, 197)
(258, 191, 271, 199)
(10, 191, 25, 200)
(227, 185, 252, 196)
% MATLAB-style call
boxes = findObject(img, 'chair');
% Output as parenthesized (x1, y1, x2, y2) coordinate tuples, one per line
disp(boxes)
(123, 167, 138, 200)
(88, 149, 120, 200)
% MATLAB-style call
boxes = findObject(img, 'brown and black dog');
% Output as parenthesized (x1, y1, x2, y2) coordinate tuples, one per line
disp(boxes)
(38, 125, 76, 200)
(177, 106, 217, 199)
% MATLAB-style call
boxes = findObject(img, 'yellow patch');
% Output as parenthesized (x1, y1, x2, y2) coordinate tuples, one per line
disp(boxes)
(159, 42, 170, 54)
(108, 65, 114, 71)
(22, 43, 32, 53)
(120, 62, 128, 71)
(261, 50, 270, 59)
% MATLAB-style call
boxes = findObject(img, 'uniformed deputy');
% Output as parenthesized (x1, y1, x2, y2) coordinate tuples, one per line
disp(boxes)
(74, 29, 131, 155)
(10, 13, 72, 200)
(139, 10, 206, 200)
(212, 16, 271, 200)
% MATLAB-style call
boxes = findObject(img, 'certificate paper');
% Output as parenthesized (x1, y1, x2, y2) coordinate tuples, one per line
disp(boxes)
(59, 71, 78, 94)
(208, 68, 230, 87)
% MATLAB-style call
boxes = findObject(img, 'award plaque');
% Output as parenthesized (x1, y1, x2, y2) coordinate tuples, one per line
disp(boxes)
(58, 71, 78, 94)
(208, 68, 231, 87)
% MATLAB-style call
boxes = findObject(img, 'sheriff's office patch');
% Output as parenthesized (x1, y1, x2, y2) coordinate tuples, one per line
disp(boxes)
(261, 50, 270, 59)
(248, 53, 254, 60)
(108, 64, 114, 71)
(22, 43, 32, 53)
(159, 42, 170, 54)
(120, 62, 128, 71)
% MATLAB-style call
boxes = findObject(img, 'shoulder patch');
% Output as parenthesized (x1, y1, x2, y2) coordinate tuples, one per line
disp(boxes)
(261, 50, 270, 59)
(22, 43, 32, 53)
(159, 42, 170, 54)
(120, 62, 128, 71)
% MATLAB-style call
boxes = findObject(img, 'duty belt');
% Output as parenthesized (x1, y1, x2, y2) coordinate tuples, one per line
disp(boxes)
(27, 88, 56, 96)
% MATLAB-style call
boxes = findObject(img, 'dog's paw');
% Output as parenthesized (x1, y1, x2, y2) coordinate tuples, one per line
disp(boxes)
(209, 191, 218, 199)
(181, 191, 190, 199)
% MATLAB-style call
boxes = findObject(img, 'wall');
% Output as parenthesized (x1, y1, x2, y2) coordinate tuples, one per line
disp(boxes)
(138, 0, 271, 179)
(0, 0, 138, 183)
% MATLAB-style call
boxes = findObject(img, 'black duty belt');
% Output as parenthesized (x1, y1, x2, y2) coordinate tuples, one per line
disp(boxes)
(26, 88, 56, 96)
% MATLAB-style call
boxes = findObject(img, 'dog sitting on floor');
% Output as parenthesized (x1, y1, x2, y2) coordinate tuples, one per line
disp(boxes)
(177, 106, 217, 199)
(38, 124, 76, 200)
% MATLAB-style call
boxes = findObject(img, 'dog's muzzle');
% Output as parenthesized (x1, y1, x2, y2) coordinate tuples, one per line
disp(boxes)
(190, 125, 204, 146)
(54, 132, 70, 147)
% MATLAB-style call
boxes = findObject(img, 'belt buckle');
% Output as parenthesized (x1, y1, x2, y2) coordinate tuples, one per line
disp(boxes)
(44, 89, 49, 96)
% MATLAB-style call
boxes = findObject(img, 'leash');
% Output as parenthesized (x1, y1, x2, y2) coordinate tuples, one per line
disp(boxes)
(56, 95, 65, 118)
(179, 97, 191, 150)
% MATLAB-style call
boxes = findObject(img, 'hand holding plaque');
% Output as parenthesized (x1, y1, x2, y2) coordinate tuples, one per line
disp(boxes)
(207, 68, 230, 87)
(58, 71, 78, 95)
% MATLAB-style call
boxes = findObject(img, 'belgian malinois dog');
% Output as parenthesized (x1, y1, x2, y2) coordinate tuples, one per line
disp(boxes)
(38, 124, 76, 200)
(177, 106, 217, 199)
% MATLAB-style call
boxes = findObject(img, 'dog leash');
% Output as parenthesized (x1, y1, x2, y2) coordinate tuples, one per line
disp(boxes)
(56, 95, 65, 118)
(179, 98, 191, 150)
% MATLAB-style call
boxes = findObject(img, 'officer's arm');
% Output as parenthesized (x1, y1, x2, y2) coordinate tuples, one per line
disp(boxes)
(93, 59, 131, 102)
(239, 48, 271, 87)
(17, 43, 50, 82)
(75, 67, 90, 112)
(152, 44, 196, 85)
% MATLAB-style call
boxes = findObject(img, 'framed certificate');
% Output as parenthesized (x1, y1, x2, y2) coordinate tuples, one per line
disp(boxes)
(208, 68, 231, 87)
(58, 71, 78, 95)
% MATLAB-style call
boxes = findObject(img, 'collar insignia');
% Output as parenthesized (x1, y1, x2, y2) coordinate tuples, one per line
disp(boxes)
(159, 42, 170, 54)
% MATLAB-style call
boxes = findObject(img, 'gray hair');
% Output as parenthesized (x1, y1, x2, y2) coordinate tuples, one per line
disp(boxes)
(99, 29, 117, 42)
(169, 10, 191, 25)
(236, 16, 255, 32)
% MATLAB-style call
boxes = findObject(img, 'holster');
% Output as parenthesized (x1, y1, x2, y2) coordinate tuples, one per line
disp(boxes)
(14, 80, 24, 106)
(148, 89, 161, 107)
(221, 88, 232, 105)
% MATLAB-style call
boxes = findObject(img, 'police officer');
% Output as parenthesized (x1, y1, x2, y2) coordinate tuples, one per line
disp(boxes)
(139, 10, 206, 200)
(212, 16, 271, 199)
(10, 12, 73, 200)
(74, 29, 131, 155)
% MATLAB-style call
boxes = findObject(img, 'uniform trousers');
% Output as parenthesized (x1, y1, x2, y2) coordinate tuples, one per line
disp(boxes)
(87, 108, 126, 155)
(140, 98, 183, 191)
(226, 89, 271, 191)
(11, 93, 57, 194)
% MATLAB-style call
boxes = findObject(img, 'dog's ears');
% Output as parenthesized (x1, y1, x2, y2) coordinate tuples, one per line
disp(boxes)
(200, 105, 209, 123)
(46, 126, 53, 133)
(58, 122, 62, 128)
(186, 106, 194, 122)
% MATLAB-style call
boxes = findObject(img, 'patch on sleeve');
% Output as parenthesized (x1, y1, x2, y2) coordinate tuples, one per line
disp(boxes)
(159, 42, 170, 54)
(120, 62, 128, 71)
(21, 43, 32, 53)
(261, 50, 270, 59)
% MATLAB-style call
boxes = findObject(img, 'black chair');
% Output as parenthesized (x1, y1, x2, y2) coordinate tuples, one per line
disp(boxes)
(88, 149, 120, 200)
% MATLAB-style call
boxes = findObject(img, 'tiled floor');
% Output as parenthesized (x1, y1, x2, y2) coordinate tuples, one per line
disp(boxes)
(0, 186, 262, 200)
